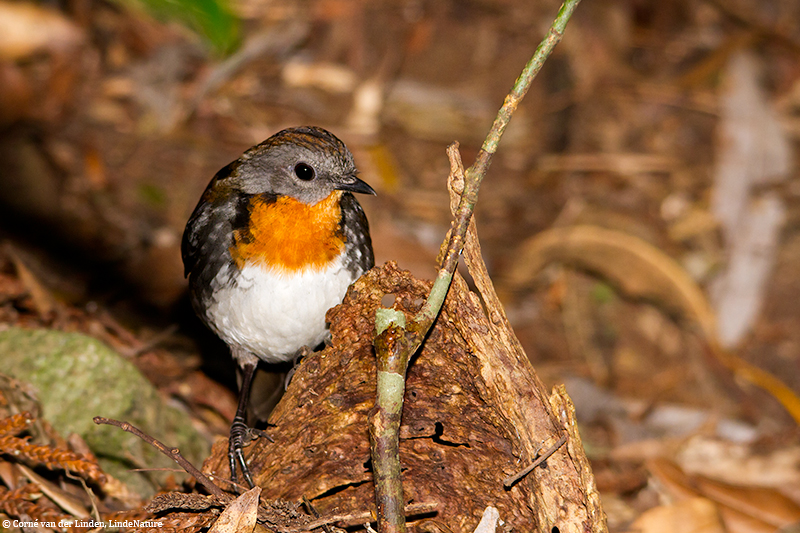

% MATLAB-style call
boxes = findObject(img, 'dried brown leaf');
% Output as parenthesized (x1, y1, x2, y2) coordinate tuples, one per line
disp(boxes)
(695, 476, 800, 528)
(537, 152, 678, 175)
(208, 486, 261, 533)
(506, 224, 800, 423)
(0, 1, 84, 60)
(648, 458, 800, 533)
(8, 247, 58, 317)
(17, 464, 89, 519)
(507, 224, 716, 336)
(631, 498, 725, 533)
(677, 438, 800, 490)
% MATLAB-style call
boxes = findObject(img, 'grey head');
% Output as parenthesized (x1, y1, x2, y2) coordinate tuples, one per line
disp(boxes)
(220, 126, 375, 204)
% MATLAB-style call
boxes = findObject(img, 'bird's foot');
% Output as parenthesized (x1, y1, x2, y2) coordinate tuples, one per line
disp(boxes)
(228, 415, 255, 490)
(228, 418, 274, 491)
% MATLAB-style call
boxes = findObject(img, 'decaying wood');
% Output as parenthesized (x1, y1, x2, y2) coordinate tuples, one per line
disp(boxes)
(203, 262, 606, 533)
(446, 145, 605, 532)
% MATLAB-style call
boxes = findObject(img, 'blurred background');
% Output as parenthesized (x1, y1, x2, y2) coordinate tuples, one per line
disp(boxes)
(1, 0, 799, 530)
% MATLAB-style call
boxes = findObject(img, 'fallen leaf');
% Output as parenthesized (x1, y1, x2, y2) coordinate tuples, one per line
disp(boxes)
(0, 1, 83, 60)
(537, 152, 678, 175)
(208, 486, 261, 533)
(7, 246, 58, 316)
(648, 458, 800, 533)
(507, 225, 716, 336)
(677, 437, 800, 490)
(17, 464, 89, 519)
(631, 497, 725, 533)
(696, 476, 800, 528)
(282, 59, 356, 93)
(506, 224, 800, 423)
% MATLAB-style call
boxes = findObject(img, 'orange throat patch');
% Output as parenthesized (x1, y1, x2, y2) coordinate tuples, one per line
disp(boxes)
(231, 191, 346, 272)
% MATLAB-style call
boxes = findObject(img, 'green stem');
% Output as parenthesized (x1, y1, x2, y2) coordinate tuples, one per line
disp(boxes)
(369, 1, 582, 531)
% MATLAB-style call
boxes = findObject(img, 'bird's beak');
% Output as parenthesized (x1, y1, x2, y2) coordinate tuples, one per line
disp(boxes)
(337, 176, 377, 196)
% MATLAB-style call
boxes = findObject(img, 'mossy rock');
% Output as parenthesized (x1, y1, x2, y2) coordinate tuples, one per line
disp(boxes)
(0, 327, 209, 497)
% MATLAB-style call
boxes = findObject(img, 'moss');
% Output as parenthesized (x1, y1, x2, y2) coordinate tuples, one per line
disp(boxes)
(0, 327, 210, 497)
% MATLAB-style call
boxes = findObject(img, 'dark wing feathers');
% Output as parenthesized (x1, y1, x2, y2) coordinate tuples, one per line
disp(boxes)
(340, 192, 374, 276)
(181, 178, 252, 316)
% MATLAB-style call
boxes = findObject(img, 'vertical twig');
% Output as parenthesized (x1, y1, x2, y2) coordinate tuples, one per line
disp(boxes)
(368, 1, 582, 532)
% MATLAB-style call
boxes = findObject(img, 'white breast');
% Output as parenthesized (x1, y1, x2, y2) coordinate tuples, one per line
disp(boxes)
(205, 256, 355, 363)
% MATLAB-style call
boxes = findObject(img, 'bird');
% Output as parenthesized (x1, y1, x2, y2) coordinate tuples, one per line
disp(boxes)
(181, 126, 375, 488)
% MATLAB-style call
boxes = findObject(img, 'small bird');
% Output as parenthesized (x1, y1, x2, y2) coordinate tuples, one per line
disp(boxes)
(181, 126, 375, 488)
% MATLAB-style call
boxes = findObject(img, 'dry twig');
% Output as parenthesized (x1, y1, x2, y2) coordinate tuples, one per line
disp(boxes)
(93, 416, 229, 501)
(502, 434, 568, 488)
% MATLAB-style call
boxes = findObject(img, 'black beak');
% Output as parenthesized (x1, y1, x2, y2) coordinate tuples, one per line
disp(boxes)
(337, 176, 377, 196)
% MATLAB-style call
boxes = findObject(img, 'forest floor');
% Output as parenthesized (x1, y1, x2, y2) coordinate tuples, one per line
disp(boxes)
(1, 0, 800, 531)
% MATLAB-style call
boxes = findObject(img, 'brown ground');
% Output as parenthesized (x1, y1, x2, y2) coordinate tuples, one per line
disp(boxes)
(1, 0, 800, 531)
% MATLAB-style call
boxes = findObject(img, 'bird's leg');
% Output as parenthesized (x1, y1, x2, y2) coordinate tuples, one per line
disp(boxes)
(230, 358, 257, 490)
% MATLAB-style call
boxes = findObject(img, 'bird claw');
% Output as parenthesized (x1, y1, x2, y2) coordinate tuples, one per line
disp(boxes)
(247, 427, 274, 442)
(229, 415, 255, 489)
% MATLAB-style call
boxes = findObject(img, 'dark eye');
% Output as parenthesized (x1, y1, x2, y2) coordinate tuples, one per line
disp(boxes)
(294, 162, 315, 181)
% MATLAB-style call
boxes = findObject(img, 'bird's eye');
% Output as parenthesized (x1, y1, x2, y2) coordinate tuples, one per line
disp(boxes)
(294, 162, 315, 181)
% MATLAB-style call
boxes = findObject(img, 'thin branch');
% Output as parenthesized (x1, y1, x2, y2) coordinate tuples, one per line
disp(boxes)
(93, 417, 229, 501)
(302, 495, 333, 533)
(418, 0, 581, 337)
(502, 433, 568, 488)
(369, 1, 581, 531)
